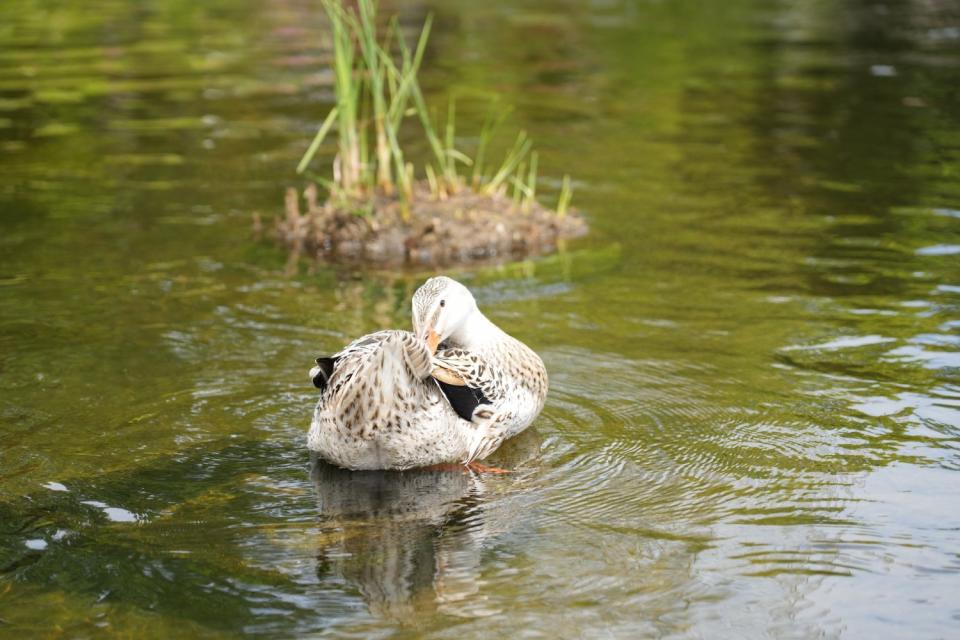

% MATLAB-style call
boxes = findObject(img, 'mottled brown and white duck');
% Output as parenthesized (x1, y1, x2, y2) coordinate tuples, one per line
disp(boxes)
(307, 276, 547, 470)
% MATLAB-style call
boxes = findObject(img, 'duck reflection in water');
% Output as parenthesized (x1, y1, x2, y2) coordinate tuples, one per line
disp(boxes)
(310, 428, 541, 621)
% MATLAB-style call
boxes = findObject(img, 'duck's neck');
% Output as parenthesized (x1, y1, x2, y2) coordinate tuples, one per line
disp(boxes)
(448, 308, 506, 351)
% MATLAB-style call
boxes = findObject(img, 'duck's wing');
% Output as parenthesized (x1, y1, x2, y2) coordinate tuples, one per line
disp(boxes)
(432, 379, 489, 423)
(431, 349, 509, 463)
(431, 349, 502, 419)
(314, 330, 434, 439)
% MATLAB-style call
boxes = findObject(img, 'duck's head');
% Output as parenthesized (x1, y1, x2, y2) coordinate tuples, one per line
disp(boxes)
(412, 276, 478, 352)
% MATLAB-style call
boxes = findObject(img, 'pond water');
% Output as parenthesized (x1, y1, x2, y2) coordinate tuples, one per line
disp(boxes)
(2, 0, 959, 637)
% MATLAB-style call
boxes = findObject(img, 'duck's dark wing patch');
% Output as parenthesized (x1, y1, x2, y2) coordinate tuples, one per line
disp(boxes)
(312, 356, 338, 390)
(435, 379, 491, 422)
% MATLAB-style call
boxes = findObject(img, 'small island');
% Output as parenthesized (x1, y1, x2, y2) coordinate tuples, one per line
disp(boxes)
(275, 0, 587, 267)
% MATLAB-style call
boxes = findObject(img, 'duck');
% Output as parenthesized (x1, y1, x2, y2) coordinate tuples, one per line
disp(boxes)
(307, 276, 548, 471)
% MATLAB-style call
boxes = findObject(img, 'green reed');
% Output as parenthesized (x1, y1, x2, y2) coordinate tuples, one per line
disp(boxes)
(557, 174, 573, 218)
(297, 0, 569, 217)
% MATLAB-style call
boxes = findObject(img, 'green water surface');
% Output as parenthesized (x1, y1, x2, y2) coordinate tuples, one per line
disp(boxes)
(1, 0, 959, 637)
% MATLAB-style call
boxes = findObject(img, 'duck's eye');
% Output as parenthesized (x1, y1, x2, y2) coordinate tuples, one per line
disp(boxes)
(439, 299, 446, 308)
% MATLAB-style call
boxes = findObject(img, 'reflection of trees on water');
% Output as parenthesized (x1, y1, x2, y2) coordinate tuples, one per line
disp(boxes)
(734, 0, 960, 432)
(726, 0, 960, 296)
(653, 2, 960, 634)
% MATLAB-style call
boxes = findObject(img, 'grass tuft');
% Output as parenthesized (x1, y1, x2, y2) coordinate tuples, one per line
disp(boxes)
(557, 175, 573, 218)
(297, 0, 572, 217)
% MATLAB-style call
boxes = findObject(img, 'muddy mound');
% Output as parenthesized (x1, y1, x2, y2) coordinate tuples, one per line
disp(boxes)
(276, 182, 587, 267)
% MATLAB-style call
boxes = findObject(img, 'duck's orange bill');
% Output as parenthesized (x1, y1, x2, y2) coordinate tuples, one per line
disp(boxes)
(427, 328, 440, 354)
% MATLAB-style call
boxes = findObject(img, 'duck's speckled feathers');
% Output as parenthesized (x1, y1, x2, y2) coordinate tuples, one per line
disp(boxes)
(307, 277, 548, 470)
(322, 330, 433, 440)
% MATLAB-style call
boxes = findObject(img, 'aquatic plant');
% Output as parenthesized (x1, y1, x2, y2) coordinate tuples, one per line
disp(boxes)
(557, 175, 573, 218)
(296, 0, 571, 219)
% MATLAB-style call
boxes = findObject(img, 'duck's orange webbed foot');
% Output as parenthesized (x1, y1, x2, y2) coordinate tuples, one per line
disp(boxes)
(465, 461, 511, 474)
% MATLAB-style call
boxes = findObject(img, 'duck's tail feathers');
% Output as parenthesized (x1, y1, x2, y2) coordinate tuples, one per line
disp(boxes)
(461, 408, 506, 464)
(310, 357, 337, 390)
